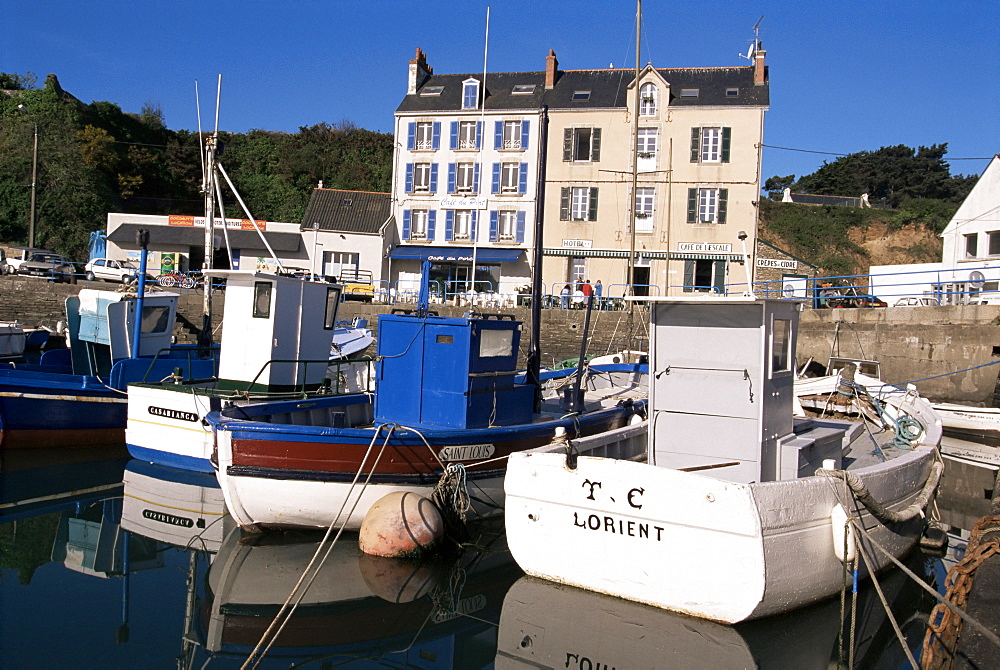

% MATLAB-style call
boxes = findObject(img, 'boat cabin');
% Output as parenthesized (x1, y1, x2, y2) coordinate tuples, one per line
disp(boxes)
(67, 289, 179, 376)
(374, 312, 533, 429)
(216, 272, 344, 392)
(647, 296, 848, 484)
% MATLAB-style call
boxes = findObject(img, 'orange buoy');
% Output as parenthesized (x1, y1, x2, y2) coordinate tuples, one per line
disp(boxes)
(359, 491, 444, 558)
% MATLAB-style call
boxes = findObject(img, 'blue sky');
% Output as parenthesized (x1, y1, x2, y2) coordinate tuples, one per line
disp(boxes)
(4, 0, 997, 184)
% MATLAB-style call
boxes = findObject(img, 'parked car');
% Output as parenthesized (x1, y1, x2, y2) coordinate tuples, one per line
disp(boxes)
(17, 252, 76, 283)
(893, 296, 940, 307)
(3, 246, 53, 273)
(84, 257, 145, 283)
(0, 248, 9, 275)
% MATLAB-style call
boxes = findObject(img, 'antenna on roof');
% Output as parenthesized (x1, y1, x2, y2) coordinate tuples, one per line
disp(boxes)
(739, 15, 764, 60)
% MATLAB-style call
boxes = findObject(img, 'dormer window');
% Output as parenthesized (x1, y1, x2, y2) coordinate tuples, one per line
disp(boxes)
(639, 82, 657, 115)
(463, 79, 480, 109)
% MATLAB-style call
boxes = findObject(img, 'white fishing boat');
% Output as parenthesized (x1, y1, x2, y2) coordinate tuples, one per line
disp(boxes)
(931, 402, 1000, 439)
(504, 296, 942, 624)
(126, 271, 373, 473)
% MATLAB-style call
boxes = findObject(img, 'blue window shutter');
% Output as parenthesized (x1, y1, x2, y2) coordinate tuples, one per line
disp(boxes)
(516, 211, 526, 244)
(491, 163, 501, 194)
(427, 210, 437, 240)
(445, 210, 455, 241)
(494, 120, 503, 150)
(402, 210, 411, 240)
(407, 123, 415, 151)
(405, 163, 414, 193)
(429, 163, 438, 194)
(450, 122, 459, 150)
(432, 122, 441, 150)
(471, 210, 478, 240)
(521, 120, 530, 150)
(473, 163, 480, 193)
(490, 211, 499, 242)
(447, 163, 456, 194)
(518, 163, 528, 194)
(476, 121, 482, 149)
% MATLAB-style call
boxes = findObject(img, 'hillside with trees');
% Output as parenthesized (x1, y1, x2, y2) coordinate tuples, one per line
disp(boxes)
(0, 72, 393, 261)
(0, 71, 982, 276)
(760, 145, 979, 277)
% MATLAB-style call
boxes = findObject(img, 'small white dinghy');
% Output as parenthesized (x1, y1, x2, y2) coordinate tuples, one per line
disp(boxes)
(504, 296, 942, 624)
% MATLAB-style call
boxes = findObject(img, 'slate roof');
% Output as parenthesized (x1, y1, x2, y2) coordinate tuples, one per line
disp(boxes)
(300, 189, 392, 235)
(396, 66, 768, 113)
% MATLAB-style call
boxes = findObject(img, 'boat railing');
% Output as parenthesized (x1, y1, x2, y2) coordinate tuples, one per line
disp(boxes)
(241, 356, 377, 396)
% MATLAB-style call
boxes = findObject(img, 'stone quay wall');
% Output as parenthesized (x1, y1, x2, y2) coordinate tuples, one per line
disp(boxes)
(4, 275, 999, 403)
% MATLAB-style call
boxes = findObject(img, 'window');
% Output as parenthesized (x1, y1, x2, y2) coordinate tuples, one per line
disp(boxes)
(492, 162, 527, 194)
(323, 286, 342, 330)
(690, 127, 731, 163)
(571, 257, 586, 281)
(687, 188, 728, 223)
(500, 163, 520, 192)
(560, 187, 599, 222)
(457, 121, 479, 149)
(635, 187, 655, 232)
(489, 210, 526, 243)
(462, 79, 480, 109)
(726, 88, 739, 97)
(639, 82, 657, 116)
(637, 127, 658, 159)
(512, 84, 535, 94)
(253, 281, 272, 318)
(455, 162, 477, 193)
(497, 211, 518, 241)
(414, 121, 436, 150)
(989, 231, 1000, 256)
(413, 162, 432, 192)
(683, 259, 726, 293)
(771, 319, 791, 374)
(403, 209, 430, 240)
(420, 86, 444, 96)
(572, 91, 591, 101)
(503, 120, 522, 149)
(563, 127, 602, 162)
(455, 210, 472, 240)
(965, 233, 978, 258)
(680, 88, 699, 98)
(495, 119, 529, 151)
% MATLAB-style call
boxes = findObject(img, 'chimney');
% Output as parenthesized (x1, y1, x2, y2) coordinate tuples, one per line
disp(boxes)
(407, 47, 433, 95)
(753, 43, 766, 86)
(545, 49, 559, 89)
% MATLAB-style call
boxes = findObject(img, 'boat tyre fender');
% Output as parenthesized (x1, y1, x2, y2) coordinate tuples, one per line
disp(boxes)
(816, 460, 944, 525)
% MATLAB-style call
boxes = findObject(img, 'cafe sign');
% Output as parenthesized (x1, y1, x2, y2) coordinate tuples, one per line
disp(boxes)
(677, 242, 732, 253)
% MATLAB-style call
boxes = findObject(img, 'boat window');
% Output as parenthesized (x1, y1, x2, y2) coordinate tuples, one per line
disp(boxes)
(436, 335, 453, 344)
(140, 305, 171, 334)
(324, 285, 342, 329)
(480, 329, 513, 358)
(253, 281, 272, 319)
(772, 318, 790, 374)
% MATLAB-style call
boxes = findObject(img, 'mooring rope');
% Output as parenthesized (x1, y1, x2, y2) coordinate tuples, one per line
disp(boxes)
(816, 461, 943, 525)
(243, 423, 397, 670)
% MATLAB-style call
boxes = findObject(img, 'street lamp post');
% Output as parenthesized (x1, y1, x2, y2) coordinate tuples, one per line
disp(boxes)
(17, 104, 38, 248)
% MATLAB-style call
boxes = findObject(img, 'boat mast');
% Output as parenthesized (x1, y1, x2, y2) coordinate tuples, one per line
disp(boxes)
(199, 76, 221, 350)
(626, 1, 641, 340)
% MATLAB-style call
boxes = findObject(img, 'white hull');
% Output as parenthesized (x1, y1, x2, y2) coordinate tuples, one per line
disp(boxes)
(505, 443, 936, 623)
(126, 384, 217, 472)
(932, 402, 1000, 434)
(215, 430, 505, 531)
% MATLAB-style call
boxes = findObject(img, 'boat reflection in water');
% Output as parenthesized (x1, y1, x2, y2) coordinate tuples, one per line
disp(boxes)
(496, 556, 934, 670)
(205, 520, 520, 667)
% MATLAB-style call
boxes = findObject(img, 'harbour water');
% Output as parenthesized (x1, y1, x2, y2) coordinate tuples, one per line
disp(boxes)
(0, 445, 971, 669)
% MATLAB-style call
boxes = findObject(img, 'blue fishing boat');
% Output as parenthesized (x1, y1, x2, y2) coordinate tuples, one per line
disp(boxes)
(0, 288, 218, 448)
